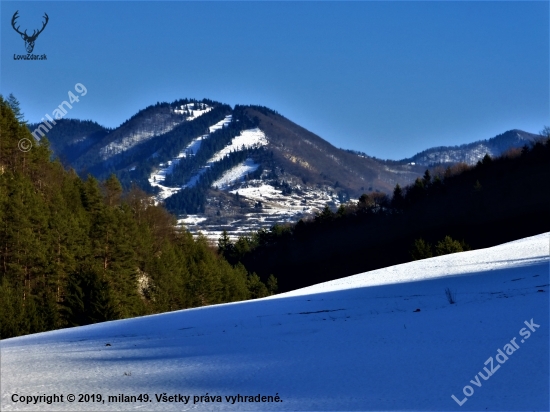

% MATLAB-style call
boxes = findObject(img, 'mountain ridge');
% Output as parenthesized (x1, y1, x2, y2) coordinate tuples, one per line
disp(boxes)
(401, 129, 541, 166)
(32, 105, 540, 180)
(28, 100, 543, 237)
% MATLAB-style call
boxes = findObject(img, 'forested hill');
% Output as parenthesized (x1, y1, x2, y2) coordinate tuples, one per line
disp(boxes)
(221, 140, 550, 293)
(31, 119, 110, 166)
(0, 97, 275, 339)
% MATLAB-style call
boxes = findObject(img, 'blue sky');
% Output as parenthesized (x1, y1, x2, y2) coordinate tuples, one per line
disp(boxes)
(1, 1, 548, 159)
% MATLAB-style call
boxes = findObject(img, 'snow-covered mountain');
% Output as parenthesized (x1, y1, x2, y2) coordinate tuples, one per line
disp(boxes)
(33, 101, 427, 239)
(2, 232, 548, 411)
(33, 101, 542, 241)
(402, 129, 541, 166)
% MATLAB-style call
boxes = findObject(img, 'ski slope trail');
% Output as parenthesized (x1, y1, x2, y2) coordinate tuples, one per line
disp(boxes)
(183, 127, 268, 189)
(148, 115, 232, 200)
(1, 233, 548, 411)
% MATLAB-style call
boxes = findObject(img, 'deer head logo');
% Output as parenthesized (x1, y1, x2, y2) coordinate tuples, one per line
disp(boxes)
(11, 11, 49, 53)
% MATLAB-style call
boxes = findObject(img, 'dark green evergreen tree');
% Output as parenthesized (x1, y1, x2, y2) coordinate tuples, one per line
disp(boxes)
(5, 93, 26, 123)
(63, 270, 119, 326)
(410, 239, 433, 260)
(266, 274, 278, 295)
(218, 230, 233, 258)
(435, 236, 470, 256)
(391, 184, 405, 209)
(422, 170, 431, 186)
(247, 273, 269, 299)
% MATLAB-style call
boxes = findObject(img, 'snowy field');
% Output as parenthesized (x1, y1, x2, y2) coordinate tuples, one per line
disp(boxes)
(182, 181, 342, 241)
(1, 233, 548, 411)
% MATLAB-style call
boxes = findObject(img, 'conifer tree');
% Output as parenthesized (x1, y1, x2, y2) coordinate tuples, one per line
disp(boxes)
(146, 241, 189, 312)
(392, 184, 405, 209)
(218, 230, 233, 258)
(410, 239, 433, 260)
(63, 270, 119, 326)
(422, 170, 431, 186)
(266, 274, 278, 295)
(247, 273, 269, 299)
(5, 93, 26, 123)
(219, 262, 249, 302)
(103, 174, 123, 207)
(0, 280, 27, 337)
(434, 236, 470, 256)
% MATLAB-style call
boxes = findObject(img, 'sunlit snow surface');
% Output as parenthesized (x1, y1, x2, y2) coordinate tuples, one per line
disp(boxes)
(1, 233, 548, 411)
(177, 215, 208, 227)
(182, 128, 268, 189)
(212, 159, 260, 190)
(208, 128, 268, 163)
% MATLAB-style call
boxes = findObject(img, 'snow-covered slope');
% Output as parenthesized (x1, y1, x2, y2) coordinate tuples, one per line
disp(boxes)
(185, 128, 269, 188)
(147, 121, 266, 201)
(212, 158, 260, 190)
(2, 233, 548, 411)
(208, 128, 268, 163)
(148, 115, 233, 200)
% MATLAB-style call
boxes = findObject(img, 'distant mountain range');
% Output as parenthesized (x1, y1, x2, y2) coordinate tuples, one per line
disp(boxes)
(28, 99, 542, 238)
(401, 129, 541, 166)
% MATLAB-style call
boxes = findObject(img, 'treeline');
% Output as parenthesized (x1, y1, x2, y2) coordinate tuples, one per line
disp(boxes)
(218, 139, 550, 292)
(0, 97, 274, 339)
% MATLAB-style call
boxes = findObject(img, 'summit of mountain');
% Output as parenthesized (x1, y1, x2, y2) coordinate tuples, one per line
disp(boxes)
(238, 105, 425, 194)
